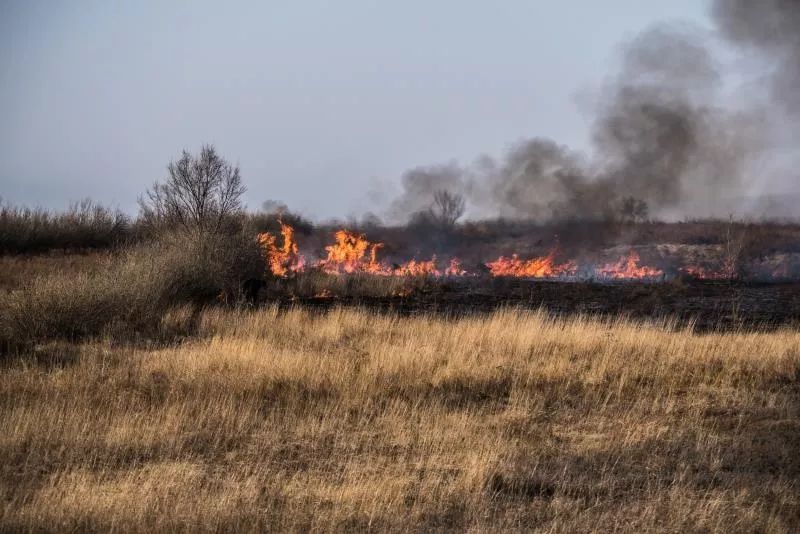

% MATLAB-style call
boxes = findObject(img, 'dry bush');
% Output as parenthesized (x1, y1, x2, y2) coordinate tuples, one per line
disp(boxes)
(244, 208, 314, 236)
(0, 253, 109, 292)
(0, 199, 130, 254)
(1, 307, 798, 531)
(0, 232, 262, 351)
(138, 145, 245, 240)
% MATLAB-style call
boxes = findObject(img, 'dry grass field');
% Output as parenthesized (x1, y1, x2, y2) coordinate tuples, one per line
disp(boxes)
(2, 306, 798, 532)
(0, 253, 109, 293)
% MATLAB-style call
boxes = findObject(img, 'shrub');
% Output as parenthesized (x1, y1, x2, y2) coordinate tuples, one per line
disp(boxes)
(0, 199, 131, 254)
(138, 145, 245, 239)
(0, 231, 263, 351)
(244, 209, 314, 236)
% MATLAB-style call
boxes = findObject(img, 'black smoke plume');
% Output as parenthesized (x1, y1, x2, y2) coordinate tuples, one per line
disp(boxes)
(387, 6, 794, 223)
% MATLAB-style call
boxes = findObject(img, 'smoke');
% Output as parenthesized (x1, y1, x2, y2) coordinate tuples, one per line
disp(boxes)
(710, 0, 800, 206)
(712, 0, 800, 116)
(387, 5, 798, 224)
(590, 24, 760, 218)
(388, 162, 468, 221)
(484, 138, 601, 220)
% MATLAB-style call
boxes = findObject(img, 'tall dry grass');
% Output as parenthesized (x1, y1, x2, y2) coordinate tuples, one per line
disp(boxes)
(2, 306, 798, 532)
(0, 200, 130, 254)
(0, 232, 264, 350)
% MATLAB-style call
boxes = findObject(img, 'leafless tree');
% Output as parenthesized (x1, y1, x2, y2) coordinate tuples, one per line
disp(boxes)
(430, 190, 466, 228)
(140, 145, 245, 237)
(617, 196, 649, 223)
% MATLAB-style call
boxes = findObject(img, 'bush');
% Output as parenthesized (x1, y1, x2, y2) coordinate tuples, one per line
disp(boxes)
(138, 145, 245, 239)
(0, 231, 263, 351)
(0, 199, 131, 254)
(244, 209, 314, 236)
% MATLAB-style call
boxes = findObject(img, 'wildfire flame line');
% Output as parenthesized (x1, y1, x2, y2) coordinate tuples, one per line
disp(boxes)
(258, 222, 771, 281)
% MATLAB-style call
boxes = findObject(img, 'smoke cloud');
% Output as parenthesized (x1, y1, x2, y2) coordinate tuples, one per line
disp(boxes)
(389, 162, 469, 221)
(387, 5, 796, 224)
(713, 0, 800, 116)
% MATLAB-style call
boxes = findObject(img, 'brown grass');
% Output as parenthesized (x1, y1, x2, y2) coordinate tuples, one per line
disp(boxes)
(1, 307, 799, 532)
(0, 253, 109, 292)
(0, 234, 264, 350)
(0, 200, 130, 255)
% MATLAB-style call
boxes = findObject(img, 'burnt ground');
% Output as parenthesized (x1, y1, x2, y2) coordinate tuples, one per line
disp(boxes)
(271, 279, 800, 332)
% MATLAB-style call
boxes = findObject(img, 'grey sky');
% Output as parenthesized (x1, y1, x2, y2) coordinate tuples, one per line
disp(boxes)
(1, 1, 709, 220)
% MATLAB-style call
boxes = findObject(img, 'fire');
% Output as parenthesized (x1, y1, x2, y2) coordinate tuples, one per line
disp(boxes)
(317, 229, 456, 277)
(319, 230, 385, 274)
(679, 255, 736, 280)
(444, 258, 467, 276)
(486, 251, 577, 278)
(595, 250, 663, 280)
(254, 222, 678, 283)
(680, 265, 733, 280)
(393, 258, 440, 277)
(257, 221, 306, 277)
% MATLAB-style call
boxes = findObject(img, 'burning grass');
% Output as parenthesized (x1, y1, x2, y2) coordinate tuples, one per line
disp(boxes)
(257, 222, 797, 283)
(1, 306, 798, 531)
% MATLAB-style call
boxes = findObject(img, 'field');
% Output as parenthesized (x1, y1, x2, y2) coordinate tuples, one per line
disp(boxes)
(1, 216, 799, 532)
(2, 306, 799, 532)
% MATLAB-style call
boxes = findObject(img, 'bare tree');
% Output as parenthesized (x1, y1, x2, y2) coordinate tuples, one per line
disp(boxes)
(430, 190, 466, 228)
(617, 196, 649, 223)
(140, 145, 245, 237)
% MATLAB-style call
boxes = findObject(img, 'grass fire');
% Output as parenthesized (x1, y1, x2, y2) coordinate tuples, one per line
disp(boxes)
(2, 147, 799, 532)
(3, 1, 800, 531)
(255, 221, 795, 284)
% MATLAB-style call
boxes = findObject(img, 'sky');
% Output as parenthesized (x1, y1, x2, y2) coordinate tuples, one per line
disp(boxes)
(0, 0, 711, 220)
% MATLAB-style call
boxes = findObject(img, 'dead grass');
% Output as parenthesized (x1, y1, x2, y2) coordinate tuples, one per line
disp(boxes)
(0, 253, 109, 292)
(265, 270, 439, 299)
(1, 307, 798, 532)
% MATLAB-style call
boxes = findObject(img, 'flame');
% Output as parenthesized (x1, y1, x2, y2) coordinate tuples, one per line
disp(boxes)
(595, 250, 663, 280)
(319, 230, 385, 274)
(444, 258, 467, 276)
(679, 265, 732, 280)
(253, 223, 689, 283)
(393, 258, 440, 277)
(318, 229, 452, 277)
(486, 251, 577, 278)
(257, 221, 306, 277)
(679, 256, 736, 280)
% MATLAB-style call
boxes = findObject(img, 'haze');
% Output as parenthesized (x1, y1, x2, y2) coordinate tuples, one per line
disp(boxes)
(0, 1, 715, 220)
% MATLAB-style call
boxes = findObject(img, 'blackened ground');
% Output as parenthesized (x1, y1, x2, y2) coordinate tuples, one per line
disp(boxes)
(270, 279, 800, 332)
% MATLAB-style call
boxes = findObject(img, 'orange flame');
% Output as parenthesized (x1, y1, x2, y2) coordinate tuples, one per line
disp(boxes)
(255, 224, 678, 283)
(257, 221, 306, 277)
(679, 256, 736, 280)
(444, 258, 467, 276)
(393, 258, 440, 277)
(486, 251, 577, 278)
(318, 229, 452, 277)
(319, 230, 385, 274)
(679, 265, 732, 280)
(595, 250, 663, 280)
